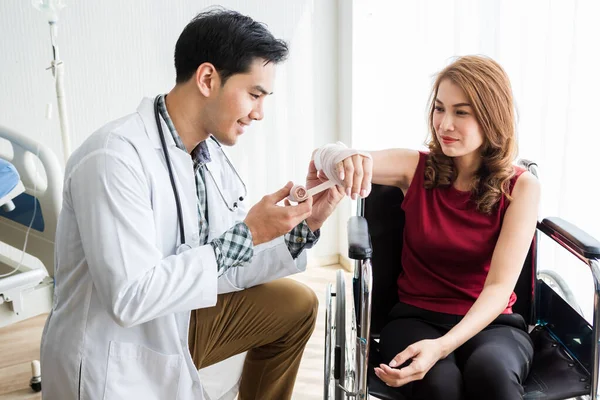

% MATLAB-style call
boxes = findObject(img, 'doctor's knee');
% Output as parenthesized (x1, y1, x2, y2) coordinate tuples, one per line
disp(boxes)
(283, 280, 319, 328)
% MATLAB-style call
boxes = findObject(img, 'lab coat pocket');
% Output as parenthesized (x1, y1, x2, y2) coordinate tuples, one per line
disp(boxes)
(103, 341, 182, 400)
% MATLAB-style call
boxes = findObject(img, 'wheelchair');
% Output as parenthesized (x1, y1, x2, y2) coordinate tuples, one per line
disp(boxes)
(324, 160, 600, 400)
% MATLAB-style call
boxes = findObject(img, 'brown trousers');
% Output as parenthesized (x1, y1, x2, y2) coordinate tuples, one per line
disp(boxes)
(188, 278, 319, 400)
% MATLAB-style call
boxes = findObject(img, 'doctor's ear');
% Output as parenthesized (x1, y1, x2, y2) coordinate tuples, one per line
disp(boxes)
(194, 62, 220, 97)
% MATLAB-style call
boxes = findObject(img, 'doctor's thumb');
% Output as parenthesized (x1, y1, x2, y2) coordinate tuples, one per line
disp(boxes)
(270, 181, 294, 202)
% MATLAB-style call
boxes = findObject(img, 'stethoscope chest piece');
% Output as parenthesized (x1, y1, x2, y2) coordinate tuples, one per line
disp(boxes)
(176, 243, 193, 255)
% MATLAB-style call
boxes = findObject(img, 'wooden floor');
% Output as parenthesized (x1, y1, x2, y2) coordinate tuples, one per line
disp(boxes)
(0, 313, 45, 400)
(0, 265, 348, 400)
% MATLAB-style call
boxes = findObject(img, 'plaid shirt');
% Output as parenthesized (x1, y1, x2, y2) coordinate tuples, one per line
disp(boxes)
(157, 95, 319, 276)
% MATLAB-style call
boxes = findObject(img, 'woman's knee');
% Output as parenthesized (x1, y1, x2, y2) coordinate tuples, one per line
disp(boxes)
(462, 350, 526, 400)
(411, 361, 463, 400)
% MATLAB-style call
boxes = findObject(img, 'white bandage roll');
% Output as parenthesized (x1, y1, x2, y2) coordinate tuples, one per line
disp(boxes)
(288, 184, 308, 202)
(287, 180, 337, 202)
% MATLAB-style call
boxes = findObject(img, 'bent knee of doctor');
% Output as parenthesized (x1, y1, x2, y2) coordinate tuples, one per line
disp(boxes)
(269, 279, 318, 329)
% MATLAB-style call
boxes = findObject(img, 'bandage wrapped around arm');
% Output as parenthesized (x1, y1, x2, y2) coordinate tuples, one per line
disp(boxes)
(287, 142, 372, 202)
(313, 141, 372, 186)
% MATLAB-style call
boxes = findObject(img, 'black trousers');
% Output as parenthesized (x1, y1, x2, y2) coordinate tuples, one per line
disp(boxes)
(378, 302, 534, 400)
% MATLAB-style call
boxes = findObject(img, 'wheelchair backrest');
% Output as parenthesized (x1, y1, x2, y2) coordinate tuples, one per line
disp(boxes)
(362, 183, 536, 336)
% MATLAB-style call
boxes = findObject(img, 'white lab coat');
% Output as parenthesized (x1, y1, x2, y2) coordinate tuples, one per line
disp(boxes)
(40, 97, 308, 400)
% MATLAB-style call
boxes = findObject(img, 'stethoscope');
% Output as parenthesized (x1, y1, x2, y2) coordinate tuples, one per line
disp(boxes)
(153, 95, 247, 253)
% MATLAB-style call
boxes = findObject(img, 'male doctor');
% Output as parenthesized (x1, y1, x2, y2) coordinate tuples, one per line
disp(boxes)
(40, 9, 349, 400)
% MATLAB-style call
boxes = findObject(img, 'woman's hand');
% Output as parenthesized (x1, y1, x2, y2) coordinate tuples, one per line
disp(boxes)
(336, 154, 373, 200)
(374, 339, 447, 387)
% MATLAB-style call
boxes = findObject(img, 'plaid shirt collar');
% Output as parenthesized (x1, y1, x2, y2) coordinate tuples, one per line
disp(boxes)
(157, 94, 211, 167)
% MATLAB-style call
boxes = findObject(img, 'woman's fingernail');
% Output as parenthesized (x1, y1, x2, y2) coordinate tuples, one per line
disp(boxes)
(339, 171, 345, 180)
(389, 360, 397, 367)
(346, 188, 351, 196)
(360, 189, 367, 197)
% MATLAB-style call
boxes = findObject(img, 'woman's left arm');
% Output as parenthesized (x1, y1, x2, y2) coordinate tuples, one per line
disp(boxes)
(376, 172, 541, 387)
(437, 172, 541, 355)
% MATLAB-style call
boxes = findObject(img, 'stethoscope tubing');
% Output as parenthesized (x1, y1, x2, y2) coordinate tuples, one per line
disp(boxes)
(154, 96, 187, 246)
(153, 95, 247, 251)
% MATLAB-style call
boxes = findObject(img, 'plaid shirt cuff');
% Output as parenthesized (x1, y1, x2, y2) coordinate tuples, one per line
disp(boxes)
(210, 222, 254, 276)
(285, 220, 320, 259)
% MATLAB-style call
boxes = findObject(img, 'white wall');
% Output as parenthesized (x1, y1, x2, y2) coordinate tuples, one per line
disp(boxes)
(336, 0, 355, 268)
(0, 0, 343, 262)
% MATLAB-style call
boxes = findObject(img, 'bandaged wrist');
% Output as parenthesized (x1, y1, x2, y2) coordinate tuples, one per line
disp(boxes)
(313, 141, 372, 186)
(287, 142, 372, 203)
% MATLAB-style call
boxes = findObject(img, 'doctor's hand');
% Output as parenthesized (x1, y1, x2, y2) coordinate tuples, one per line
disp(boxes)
(374, 339, 445, 387)
(303, 160, 345, 232)
(244, 182, 313, 246)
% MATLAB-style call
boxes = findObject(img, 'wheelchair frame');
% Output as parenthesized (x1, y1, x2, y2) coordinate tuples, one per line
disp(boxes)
(324, 161, 600, 400)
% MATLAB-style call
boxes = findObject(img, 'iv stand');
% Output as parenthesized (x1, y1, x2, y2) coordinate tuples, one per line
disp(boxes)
(34, 0, 71, 163)
(47, 21, 71, 163)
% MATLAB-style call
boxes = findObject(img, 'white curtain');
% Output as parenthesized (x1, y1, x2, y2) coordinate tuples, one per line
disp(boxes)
(352, 0, 600, 322)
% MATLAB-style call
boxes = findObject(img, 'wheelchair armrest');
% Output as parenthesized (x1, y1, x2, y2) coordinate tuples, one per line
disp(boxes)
(347, 216, 373, 260)
(540, 217, 600, 259)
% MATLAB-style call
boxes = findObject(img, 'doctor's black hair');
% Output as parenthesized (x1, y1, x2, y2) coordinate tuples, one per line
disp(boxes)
(174, 7, 289, 85)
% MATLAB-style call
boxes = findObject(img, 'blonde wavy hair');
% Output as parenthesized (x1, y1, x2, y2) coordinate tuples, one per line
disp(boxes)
(424, 55, 518, 214)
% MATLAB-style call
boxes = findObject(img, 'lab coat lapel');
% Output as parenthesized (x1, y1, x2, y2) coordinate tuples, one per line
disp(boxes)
(137, 97, 199, 247)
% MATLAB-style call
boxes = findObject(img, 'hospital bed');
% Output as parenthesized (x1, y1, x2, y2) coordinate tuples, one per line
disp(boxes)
(0, 125, 62, 391)
(0, 158, 25, 213)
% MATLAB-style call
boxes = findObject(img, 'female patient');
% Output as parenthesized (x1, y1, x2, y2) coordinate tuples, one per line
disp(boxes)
(334, 55, 540, 399)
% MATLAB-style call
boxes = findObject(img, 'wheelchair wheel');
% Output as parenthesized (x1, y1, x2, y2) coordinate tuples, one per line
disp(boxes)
(324, 271, 349, 400)
(538, 269, 583, 315)
(334, 269, 346, 400)
(324, 283, 333, 400)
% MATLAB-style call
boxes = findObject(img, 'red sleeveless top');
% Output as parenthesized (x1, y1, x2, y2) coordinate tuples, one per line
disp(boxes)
(398, 151, 525, 315)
